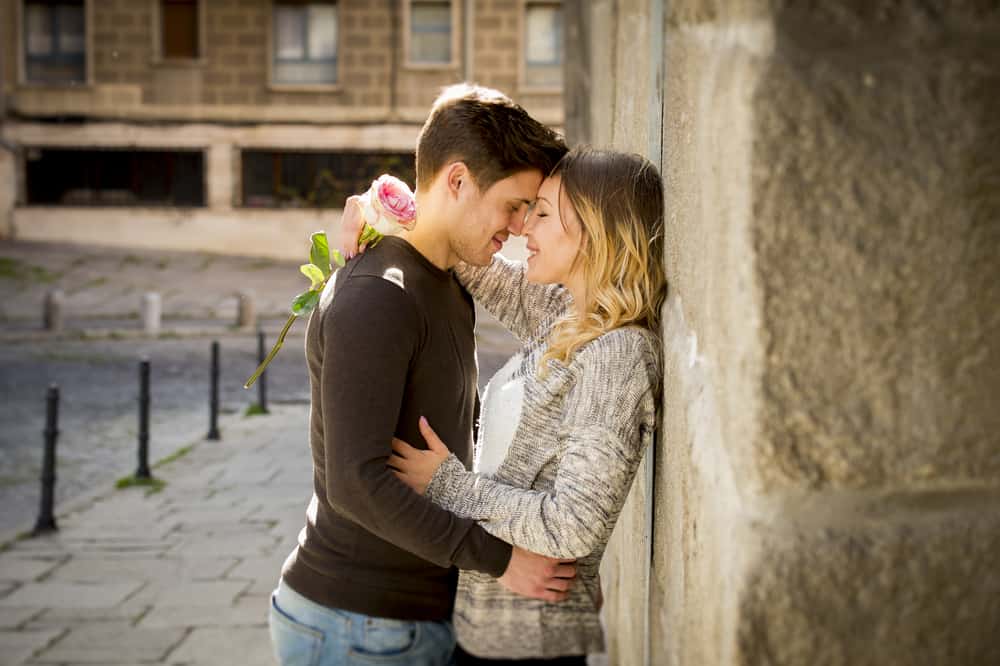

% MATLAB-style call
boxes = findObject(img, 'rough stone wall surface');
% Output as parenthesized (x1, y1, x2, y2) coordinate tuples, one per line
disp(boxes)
(202, 0, 269, 107)
(754, 4, 1000, 493)
(92, 0, 154, 90)
(593, 2, 663, 666)
(2, 0, 18, 90)
(0, 150, 13, 238)
(593, 1, 1000, 665)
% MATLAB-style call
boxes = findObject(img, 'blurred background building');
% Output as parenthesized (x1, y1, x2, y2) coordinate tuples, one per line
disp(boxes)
(0, 0, 564, 258)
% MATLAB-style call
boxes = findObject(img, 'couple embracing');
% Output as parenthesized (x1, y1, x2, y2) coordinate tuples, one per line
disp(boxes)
(268, 84, 665, 666)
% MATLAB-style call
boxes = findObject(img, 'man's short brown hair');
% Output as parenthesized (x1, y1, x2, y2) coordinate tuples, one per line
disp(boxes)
(415, 84, 567, 192)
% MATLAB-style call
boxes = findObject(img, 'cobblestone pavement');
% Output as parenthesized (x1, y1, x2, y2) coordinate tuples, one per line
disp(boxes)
(0, 404, 312, 665)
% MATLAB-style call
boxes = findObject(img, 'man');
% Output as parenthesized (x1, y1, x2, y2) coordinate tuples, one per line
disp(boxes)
(269, 85, 573, 665)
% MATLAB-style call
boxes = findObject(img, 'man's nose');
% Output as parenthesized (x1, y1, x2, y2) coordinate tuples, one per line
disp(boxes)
(508, 212, 525, 236)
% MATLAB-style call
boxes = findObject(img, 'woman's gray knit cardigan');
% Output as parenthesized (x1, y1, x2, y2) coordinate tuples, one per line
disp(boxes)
(426, 255, 661, 659)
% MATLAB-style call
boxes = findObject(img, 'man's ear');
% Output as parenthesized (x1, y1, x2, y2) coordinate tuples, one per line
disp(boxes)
(444, 162, 471, 200)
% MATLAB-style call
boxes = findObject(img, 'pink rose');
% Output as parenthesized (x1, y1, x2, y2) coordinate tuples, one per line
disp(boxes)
(375, 175, 417, 227)
(361, 175, 416, 235)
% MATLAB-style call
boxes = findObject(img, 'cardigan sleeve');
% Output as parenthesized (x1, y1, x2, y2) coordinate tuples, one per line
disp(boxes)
(425, 329, 659, 559)
(453, 254, 571, 344)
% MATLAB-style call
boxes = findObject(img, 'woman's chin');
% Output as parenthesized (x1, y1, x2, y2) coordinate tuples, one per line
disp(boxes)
(524, 266, 553, 286)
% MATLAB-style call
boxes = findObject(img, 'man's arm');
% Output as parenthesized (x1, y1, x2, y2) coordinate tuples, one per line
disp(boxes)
(318, 275, 510, 575)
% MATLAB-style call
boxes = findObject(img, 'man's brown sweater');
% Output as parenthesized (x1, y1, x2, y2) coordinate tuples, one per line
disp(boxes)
(280, 236, 512, 621)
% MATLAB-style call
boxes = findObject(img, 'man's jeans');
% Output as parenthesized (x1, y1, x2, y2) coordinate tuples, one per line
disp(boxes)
(269, 579, 456, 666)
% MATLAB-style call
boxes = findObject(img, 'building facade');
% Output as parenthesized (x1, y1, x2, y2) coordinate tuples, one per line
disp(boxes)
(0, 0, 564, 258)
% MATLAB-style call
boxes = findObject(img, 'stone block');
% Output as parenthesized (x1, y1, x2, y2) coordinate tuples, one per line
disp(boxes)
(0, 607, 43, 629)
(33, 597, 149, 625)
(0, 628, 64, 665)
(0, 582, 142, 609)
(0, 558, 62, 583)
(32, 622, 185, 663)
(47, 556, 236, 584)
(130, 580, 249, 607)
(226, 552, 287, 583)
(735, 507, 1000, 665)
(167, 533, 281, 558)
(137, 595, 267, 629)
(169, 626, 274, 666)
(216, 12, 249, 29)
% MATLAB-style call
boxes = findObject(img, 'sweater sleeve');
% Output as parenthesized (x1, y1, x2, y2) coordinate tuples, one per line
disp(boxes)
(319, 275, 511, 577)
(454, 255, 571, 344)
(424, 330, 659, 559)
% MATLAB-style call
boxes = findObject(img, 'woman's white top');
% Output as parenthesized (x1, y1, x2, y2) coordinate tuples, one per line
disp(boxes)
(475, 352, 525, 476)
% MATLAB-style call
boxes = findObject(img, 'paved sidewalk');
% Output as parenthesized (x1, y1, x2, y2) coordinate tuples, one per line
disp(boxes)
(0, 240, 303, 331)
(0, 404, 311, 665)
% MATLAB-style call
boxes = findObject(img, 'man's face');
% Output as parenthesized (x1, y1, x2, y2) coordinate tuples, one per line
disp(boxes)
(449, 169, 543, 266)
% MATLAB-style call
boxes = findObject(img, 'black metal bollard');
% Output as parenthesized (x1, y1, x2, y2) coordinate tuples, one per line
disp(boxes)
(208, 340, 221, 440)
(33, 385, 60, 534)
(257, 329, 269, 414)
(135, 358, 152, 479)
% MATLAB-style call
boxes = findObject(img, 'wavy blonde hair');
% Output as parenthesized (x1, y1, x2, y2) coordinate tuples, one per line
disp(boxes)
(540, 148, 667, 372)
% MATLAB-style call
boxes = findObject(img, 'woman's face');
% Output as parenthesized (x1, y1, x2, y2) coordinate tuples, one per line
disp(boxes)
(523, 175, 584, 286)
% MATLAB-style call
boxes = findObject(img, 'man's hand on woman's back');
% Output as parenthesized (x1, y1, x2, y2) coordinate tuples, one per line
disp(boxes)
(499, 546, 577, 603)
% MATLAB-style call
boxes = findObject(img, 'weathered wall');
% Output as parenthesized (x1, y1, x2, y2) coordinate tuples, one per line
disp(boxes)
(589, 1, 1000, 664)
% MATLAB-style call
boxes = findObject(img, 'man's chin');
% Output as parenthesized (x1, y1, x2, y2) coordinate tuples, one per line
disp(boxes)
(459, 249, 495, 267)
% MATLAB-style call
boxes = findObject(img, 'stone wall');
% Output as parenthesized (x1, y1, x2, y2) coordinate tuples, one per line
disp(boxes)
(585, 1, 1000, 664)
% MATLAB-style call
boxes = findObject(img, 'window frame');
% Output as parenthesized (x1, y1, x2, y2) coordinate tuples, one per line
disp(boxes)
(151, 0, 207, 66)
(402, 0, 461, 71)
(518, 0, 563, 94)
(17, 0, 93, 87)
(267, 0, 342, 92)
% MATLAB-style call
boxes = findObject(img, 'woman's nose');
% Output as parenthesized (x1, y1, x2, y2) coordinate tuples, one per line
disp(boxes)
(521, 211, 536, 233)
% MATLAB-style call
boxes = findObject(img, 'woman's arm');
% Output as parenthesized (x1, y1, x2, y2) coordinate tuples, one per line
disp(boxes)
(424, 330, 659, 559)
(455, 255, 571, 344)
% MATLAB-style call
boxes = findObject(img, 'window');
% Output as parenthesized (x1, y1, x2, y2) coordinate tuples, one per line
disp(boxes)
(161, 0, 199, 59)
(523, 1, 563, 89)
(23, 0, 86, 85)
(273, 1, 338, 85)
(408, 0, 452, 66)
(242, 151, 416, 209)
(25, 149, 205, 207)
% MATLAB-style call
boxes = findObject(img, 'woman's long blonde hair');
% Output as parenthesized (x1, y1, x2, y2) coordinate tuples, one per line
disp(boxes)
(540, 148, 667, 372)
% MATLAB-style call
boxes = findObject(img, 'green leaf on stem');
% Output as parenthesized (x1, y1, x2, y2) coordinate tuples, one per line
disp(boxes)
(300, 263, 325, 290)
(291, 289, 320, 316)
(331, 248, 346, 268)
(310, 232, 332, 278)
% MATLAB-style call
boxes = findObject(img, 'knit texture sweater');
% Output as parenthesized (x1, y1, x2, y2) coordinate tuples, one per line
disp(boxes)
(427, 254, 662, 658)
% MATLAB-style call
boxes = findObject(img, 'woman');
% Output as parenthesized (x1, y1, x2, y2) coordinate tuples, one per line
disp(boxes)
(348, 148, 665, 664)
